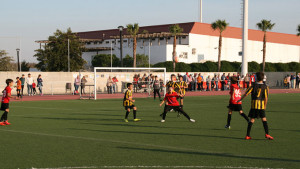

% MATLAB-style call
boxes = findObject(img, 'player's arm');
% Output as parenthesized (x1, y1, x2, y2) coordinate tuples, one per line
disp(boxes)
(238, 86, 253, 102)
(264, 87, 269, 109)
(160, 96, 167, 106)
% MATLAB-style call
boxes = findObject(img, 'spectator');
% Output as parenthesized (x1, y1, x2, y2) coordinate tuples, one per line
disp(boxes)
(206, 75, 211, 91)
(211, 75, 215, 91)
(112, 76, 118, 94)
(133, 75, 139, 93)
(284, 76, 288, 88)
(81, 76, 87, 94)
(188, 74, 194, 91)
(221, 73, 226, 91)
(106, 76, 113, 94)
(240, 75, 245, 89)
(32, 80, 36, 95)
(183, 72, 188, 83)
(226, 73, 231, 90)
(290, 74, 296, 89)
(197, 73, 203, 91)
(215, 74, 220, 91)
(26, 73, 33, 96)
(250, 73, 255, 86)
(286, 75, 291, 89)
(153, 76, 162, 101)
(20, 74, 25, 96)
(16, 77, 21, 99)
(37, 74, 43, 96)
(263, 74, 267, 85)
(244, 74, 250, 89)
(74, 75, 80, 95)
(296, 73, 300, 89)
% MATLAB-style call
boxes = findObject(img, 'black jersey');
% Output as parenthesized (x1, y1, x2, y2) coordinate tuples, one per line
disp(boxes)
(166, 81, 180, 92)
(123, 89, 133, 107)
(245, 83, 269, 110)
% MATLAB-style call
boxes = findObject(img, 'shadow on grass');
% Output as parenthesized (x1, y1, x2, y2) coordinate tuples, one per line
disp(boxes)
(68, 128, 249, 140)
(118, 146, 300, 163)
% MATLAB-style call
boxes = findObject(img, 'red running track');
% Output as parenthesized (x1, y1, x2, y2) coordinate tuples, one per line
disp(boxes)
(10, 89, 300, 102)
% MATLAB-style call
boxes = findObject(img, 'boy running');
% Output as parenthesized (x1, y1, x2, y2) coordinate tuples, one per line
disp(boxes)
(238, 72, 273, 140)
(159, 87, 195, 123)
(225, 76, 249, 129)
(0, 79, 14, 126)
(123, 83, 141, 123)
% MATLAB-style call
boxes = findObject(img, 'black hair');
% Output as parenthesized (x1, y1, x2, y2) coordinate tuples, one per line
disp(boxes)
(127, 83, 133, 88)
(171, 74, 176, 77)
(179, 75, 183, 79)
(256, 72, 264, 81)
(230, 76, 238, 84)
(6, 79, 13, 86)
(16, 77, 19, 79)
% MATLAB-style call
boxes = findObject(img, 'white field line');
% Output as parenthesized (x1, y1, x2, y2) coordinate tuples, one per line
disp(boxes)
(29, 165, 285, 169)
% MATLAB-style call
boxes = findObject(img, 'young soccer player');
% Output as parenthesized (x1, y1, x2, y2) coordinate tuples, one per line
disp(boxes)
(0, 79, 14, 126)
(32, 80, 36, 95)
(159, 87, 195, 123)
(238, 72, 273, 140)
(165, 74, 181, 92)
(178, 75, 188, 108)
(123, 83, 141, 123)
(16, 77, 22, 99)
(153, 76, 162, 101)
(225, 76, 249, 129)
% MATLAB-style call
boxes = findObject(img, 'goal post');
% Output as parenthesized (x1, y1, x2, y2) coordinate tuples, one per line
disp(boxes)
(93, 67, 167, 100)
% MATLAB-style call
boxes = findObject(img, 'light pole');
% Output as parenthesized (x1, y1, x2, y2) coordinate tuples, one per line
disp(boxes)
(68, 38, 70, 72)
(118, 26, 124, 67)
(16, 48, 20, 72)
(241, 0, 248, 76)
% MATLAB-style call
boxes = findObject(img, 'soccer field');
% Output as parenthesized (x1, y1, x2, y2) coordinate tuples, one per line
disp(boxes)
(1, 93, 300, 169)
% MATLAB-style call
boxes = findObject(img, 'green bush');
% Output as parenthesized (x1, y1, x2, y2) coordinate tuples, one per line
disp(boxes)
(248, 62, 260, 72)
(264, 62, 277, 72)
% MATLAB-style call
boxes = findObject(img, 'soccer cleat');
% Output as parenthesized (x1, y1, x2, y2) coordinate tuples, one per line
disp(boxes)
(265, 134, 274, 140)
(225, 125, 231, 129)
(133, 119, 141, 122)
(124, 119, 129, 123)
(159, 113, 163, 117)
(161, 120, 165, 123)
(190, 119, 196, 122)
(4, 121, 11, 125)
(245, 136, 252, 140)
(0, 122, 6, 126)
(170, 109, 174, 112)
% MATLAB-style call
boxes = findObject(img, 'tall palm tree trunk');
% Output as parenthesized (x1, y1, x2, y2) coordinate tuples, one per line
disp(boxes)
(218, 34, 222, 72)
(262, 32, 266, 72)
(172, 35, 177, 72)
(133, 37, 137, 67)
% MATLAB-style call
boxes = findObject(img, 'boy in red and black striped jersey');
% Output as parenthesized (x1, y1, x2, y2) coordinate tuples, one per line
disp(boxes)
(123, 83, 141, 123)
(159, 87, 195, 123)
(225, 76, 249, 129)
(238, 72, 273, 140)
(0, 79, 14, 126)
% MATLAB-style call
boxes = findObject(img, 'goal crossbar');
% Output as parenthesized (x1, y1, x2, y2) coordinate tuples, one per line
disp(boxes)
(94, 67, 167, 100)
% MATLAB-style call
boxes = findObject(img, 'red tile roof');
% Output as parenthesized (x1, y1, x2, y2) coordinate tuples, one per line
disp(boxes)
(76, 22, 300, 46)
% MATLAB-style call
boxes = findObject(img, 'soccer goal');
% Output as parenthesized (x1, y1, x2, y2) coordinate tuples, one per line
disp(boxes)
(93, 67, 167, 100)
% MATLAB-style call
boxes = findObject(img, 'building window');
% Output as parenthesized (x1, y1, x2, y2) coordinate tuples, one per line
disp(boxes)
(93, 42, 97, 45)
(123, 40, 127, 43)
(179, 52, 188, 59)
(192, 48, 196, 55)
(105, 41, 109, 44)
(198, 54, 204, 62)
(87, 42, 91, 45)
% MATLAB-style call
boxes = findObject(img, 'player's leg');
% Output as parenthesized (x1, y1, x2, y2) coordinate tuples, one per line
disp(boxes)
(133, 106, 140, 122)
(0, 108, 10, 125)
(124, 108, 130, 122)
(262, 117, 273, 140)
(239, 110, 249, 122)
(246, 118, 255, 139)
(157, 90, 161, 100)
(161, 105, 170, 122)
(153, 89, 157, 100)
(225, 109, 232, 129)
(177, 107, 195, 122)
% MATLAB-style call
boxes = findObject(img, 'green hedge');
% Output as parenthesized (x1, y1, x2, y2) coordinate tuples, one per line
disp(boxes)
(153, 61, 300, 72)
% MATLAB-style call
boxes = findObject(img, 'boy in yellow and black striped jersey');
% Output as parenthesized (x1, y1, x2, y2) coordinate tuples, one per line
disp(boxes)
(165, 74, 181, 93)
(178, 75, 188, 108)
(123, 83, 141, 123)
(238, 72, 273, 140)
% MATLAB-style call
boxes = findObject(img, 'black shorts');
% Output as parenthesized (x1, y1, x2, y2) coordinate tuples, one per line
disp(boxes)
(227, 104, 242, 111)
(0, 103, 9, 111)
(164, 105, 182, 112)
(180, 96, 184, 99)
(124, 105, 135, 110)
(248, 109, 266, 119)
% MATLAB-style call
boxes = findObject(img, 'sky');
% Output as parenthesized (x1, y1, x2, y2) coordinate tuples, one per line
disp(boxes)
(0, 0, 299, 63)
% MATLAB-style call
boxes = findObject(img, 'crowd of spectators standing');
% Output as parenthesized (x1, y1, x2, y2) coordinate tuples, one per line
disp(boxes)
(284, 73, 300, 89)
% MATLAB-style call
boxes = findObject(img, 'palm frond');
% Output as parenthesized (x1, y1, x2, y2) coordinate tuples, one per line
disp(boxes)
(211, 20, 228, 33)
(297, 24, 300, 36)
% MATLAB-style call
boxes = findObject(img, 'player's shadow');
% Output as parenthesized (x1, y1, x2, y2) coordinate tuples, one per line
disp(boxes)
(81, 122, 188, 129)
(117, 146, 300, 163)
(271, 128, 300, 133)
(68, 128, 247, 140)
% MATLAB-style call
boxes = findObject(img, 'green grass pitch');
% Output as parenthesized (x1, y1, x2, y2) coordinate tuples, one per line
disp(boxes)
(0, 93, 300, 169)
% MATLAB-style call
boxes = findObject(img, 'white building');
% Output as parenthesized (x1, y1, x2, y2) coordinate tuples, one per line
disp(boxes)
(76, 22, 300, 67)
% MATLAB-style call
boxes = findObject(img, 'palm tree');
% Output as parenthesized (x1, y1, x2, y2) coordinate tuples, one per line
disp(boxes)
(211, 20, 229, 72)
(127, 23, 139, 67)
(297, 24, 300, 36)
(256, 19, 275, 72)
(169, 24, 183, 72)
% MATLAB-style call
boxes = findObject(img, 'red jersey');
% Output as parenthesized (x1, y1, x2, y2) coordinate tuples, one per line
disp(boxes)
(250, 75, 255, 82)
(1, 86, 12, 103)
(32, 83, 36, 88)
(229, 84, 242, 105)
(164, 91, 180, 106)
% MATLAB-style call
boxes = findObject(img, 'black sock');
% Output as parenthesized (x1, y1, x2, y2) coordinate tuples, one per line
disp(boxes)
(1, 111, 8, 122)
(133, 110, 137, 119)
(240, 113, 249, 122)
(125, 111, 130, 119)
(247, 122, 253, 137)
(263, 121, 269, 134)
(180, 105, 183, 108)
(227, 114, 232, 126)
